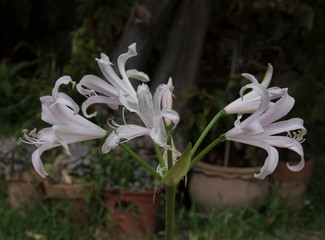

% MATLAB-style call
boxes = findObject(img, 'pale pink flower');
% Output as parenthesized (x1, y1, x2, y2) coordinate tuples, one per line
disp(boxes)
(226, 74, 306, 179)
(21, 77, 107, 178)
(103, 83, 179, 153)
(76, 43, 149, 117)
(224, 64, 287, 115)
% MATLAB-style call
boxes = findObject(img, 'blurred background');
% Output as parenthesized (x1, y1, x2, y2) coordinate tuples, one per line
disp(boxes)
(0, 0, 325, 239)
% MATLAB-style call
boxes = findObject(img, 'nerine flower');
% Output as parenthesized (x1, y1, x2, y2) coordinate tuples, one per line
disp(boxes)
(224, 64, 287, 115)
(76, 43, 149, 118)
(103, 83, 179, 153)
(225, 70, 306, 179)
(21, 77, 107, 178)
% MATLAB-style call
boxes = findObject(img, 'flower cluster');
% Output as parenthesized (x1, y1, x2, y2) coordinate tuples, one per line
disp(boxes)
(21, 44, 306, 182)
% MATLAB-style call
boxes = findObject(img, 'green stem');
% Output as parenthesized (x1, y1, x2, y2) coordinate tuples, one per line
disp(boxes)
(189, 134, 226, 170)
(153, 141, 165, 171)
(119, 143, 162, 181)
(165, 185, 177, 240)
(191, 109, 226, 157)
(166, 125, 173, 170)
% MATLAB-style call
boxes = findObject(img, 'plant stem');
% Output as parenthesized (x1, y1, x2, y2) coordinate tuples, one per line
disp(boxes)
(191, 109, 226, 157)
(189, 134, 226, 170)
(165, 185, 177, 240)
(166, 125, 173, 170)
(119, 143, 162, 181)
(153, 141, 166, 171)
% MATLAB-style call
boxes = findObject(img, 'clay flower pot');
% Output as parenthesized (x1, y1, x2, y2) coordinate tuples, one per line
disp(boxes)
(272, 158, 313, 208)
(103, 188, 161, 240)
(5, 170, 44, 208)
(189, 161, 269, 212)
(43, 181, 95, 220)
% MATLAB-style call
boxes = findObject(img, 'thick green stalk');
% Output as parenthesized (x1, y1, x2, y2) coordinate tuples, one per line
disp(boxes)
(119, 143, 162, 181)
(189, 134, 226, 170)
(165, 185, 177, 240)
(191, 109, 226, 157)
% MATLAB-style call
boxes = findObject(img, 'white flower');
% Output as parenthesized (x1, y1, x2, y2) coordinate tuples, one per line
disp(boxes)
(224, 64, 287, 115)
(102, 83, 179, 153)
(76, 43, 149, 117)
(225, 71, 306, 179)
(21, 77, 107, 178)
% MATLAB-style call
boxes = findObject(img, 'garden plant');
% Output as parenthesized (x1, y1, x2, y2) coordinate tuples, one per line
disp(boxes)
(20, 43, 306, 240)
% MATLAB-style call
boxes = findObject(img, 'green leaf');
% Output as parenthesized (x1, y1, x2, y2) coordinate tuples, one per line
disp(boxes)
(162, 143, 192, 187)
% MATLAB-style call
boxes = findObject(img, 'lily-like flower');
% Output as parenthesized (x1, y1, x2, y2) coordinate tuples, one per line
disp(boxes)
(21, 77, 107, 178)
(224, 64, 288, 115)
(102, 83, 179, 153)
(225, 71, 306, 180)
(76, 43, 149, 118)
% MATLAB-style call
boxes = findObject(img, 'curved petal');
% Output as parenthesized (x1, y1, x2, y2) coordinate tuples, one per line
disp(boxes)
(287, 158, 305, 172)
(77, 75, 118, 97)
(241, 73, 259, 84)
(161, 108, 180, 128)
(96, 53, 122, 90)
(52, 76, 75, 99)
(261, 63, 273, 88)
(126, 69, 150, 82)
(54, 92, 80, 114)
(263, 118, 306, 136)
(226, 135, 279, 179)
(118, 43, 138, 92)
(261, 135, 305, 170)
(260, 92, 295, 126)
(239, 82, 270, 116)
(32, 142, 56, 178)
(81, 95, 120, 118)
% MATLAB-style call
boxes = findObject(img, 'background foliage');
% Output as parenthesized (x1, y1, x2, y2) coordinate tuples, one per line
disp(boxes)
(0, 0, 324, 154)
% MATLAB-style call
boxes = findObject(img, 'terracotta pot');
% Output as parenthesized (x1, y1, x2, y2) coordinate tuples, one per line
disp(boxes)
(189, 161, 269, 212)
(272, 158, 313, 208)
(5, 170, 43, 208)
(44, 181, 95, 220)
(103, 188, 161, 240)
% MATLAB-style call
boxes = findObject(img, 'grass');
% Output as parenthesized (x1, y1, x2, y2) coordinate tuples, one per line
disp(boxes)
(0, 162, 324, 240)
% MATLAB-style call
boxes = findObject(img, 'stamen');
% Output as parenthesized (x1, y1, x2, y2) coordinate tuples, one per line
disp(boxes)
(106, 117, 117, 130)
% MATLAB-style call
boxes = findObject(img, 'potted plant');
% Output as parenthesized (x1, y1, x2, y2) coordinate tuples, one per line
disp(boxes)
(42, 143, 96, 220)
(96, 149, 161, 240)
(0, 137, 43, 208)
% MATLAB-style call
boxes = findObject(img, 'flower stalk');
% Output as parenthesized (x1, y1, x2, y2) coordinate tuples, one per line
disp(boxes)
(165, 186, 177, 240)
(119, 143, 162, 181)
(191, 109, 226, 157)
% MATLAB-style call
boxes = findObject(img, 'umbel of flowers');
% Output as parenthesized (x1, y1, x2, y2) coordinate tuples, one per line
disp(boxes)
(21, 43, 306, 240)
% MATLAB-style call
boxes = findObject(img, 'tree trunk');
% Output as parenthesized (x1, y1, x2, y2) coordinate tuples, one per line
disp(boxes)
(113, 0, 178, 70)
(151, 0, 211, 103)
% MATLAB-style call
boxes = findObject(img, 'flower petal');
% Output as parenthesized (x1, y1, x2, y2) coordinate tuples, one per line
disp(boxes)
(126, 69, 150, 82)
(137, 84, 154, 128)
(77, 75, 119, 97)
(81, 95, 120, 118)
(226, 135, 279, 179)
(260, 92, 295, 126)
(102, 132, 120, 154)
(51, 76, 75, 99)
(32, 142, 55, 178)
